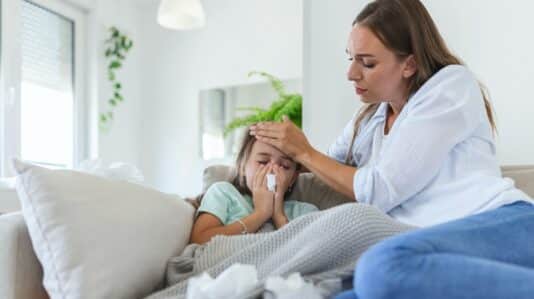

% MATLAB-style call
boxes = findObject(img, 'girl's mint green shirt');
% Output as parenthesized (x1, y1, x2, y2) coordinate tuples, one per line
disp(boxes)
(197, 182, 319, 225)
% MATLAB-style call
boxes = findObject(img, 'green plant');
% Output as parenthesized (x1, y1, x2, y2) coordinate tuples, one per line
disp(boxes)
(224, 71, 302, 137)
(99, 26, 134, 130)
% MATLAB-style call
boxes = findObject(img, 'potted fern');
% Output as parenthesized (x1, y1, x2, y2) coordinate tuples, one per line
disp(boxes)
(224, 71, 302, 136)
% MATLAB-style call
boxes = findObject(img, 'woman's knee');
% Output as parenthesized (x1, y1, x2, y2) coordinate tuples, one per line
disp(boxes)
(354, 234, 427, 299)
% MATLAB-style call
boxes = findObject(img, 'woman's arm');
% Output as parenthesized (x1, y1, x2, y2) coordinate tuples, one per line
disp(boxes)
(298, 149, 357, 200)
(190, 212, 270, 245)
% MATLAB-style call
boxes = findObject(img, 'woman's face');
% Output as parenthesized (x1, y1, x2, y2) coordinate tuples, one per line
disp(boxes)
(346, 25, 415, 104)
(244, 140, 298, 192)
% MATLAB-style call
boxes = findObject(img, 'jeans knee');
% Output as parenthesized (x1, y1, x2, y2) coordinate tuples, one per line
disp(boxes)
(354, 236, 418, 299)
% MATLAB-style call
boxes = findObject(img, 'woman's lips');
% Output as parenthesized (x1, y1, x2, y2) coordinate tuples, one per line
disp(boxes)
(356, 87, 368, 95)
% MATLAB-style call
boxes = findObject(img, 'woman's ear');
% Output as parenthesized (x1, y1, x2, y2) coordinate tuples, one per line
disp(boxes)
(402, 55, 417, 79)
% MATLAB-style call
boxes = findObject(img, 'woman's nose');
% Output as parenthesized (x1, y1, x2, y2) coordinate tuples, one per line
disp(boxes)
(347, 61, 363, 82)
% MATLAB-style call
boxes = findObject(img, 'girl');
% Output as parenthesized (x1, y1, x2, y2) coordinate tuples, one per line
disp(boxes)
(250, 0, 534, 298)
(189, 129, 318, 245)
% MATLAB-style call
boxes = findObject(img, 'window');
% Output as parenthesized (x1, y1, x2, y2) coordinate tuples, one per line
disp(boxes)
(0, 0, 87, 174)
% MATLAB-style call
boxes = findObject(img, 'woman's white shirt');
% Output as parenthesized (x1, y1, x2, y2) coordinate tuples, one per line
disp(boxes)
(328, 65, 532, 227)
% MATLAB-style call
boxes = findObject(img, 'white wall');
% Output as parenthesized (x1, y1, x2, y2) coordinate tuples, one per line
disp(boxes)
(92, 0, 143, 168)
(137, 0, 303, 195)
(303, 0, 534, 165)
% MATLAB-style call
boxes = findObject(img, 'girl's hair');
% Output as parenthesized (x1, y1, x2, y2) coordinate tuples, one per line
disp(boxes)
(344, 0, 497, 164)
(194, 128, 300, 206)
(231, 129, 258, 196)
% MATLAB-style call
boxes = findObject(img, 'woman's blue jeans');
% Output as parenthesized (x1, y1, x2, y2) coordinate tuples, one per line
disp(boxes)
(334, 201, 534, 299)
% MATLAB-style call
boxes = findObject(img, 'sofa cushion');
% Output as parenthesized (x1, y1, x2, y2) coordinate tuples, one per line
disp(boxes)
(12, 159, 195, 299)
(502, 166, 534, 198)
(0, 212, 48, 299)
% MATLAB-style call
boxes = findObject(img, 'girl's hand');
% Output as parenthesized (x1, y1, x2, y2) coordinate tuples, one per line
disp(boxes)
(251, 164, 275, 221)
(272, 164, 293, 216)
(272, 165, 291, 229)
(250, 116, 314, 162)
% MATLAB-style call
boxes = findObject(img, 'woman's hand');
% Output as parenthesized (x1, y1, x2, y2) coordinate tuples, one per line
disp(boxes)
(251, 164, 275, 222)
(250, 116, 314, 163)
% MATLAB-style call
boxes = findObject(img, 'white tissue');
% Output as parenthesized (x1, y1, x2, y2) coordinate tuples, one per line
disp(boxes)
(186, 264, 259, 299)
(265, 273, 323, 299)
(76, 159, 144, 184)
(267, 174, 276, 192)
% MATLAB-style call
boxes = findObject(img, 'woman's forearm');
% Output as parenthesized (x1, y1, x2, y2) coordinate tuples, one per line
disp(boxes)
(297, 148, 358, 201)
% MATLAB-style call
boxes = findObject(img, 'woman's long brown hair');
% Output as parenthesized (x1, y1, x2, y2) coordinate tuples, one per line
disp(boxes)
(344, 0, 497, 164)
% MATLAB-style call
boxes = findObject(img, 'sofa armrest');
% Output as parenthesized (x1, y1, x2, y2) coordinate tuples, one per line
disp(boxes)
(0, 212, 48, 299)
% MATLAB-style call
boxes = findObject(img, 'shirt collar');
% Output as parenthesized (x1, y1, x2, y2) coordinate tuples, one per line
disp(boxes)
(368, 102, 389, 123)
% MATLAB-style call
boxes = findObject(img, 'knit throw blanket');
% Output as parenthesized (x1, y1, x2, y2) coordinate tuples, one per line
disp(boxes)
(145, 203, 415, 299)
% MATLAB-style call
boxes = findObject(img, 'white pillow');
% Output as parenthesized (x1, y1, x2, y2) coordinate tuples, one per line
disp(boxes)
(12, 158, 195, 299)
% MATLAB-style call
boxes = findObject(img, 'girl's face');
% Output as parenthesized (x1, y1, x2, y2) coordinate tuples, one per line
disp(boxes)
(346, 25, 416, 105)
(244, 140, 298, 192)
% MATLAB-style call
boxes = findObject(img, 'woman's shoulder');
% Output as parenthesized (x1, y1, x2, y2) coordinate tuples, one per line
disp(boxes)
(425, 64, 478, 92)
(410, 64, 482, 109)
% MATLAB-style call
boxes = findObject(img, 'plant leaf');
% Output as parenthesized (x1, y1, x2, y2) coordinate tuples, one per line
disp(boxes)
(114, 92, 123, 101)
(109, 60, 122, 69)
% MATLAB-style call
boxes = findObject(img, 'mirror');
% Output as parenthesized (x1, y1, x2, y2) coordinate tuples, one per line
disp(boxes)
(199, 78, 302, 161)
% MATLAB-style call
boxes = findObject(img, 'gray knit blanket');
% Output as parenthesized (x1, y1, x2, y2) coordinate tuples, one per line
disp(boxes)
(145, 203, 415, 299)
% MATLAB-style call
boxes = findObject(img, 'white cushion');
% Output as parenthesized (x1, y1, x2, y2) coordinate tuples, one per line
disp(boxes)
(12, 158, 195, 299)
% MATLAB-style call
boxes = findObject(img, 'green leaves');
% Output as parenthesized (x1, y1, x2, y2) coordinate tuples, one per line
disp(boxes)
(109, 60, 122, 69)
(100, 27, 134, 128)
(224, 72, 302, 136)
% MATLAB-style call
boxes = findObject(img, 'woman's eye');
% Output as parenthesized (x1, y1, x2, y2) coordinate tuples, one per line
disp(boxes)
(258, 161, 268, 165)
(362, 61, 375, 68)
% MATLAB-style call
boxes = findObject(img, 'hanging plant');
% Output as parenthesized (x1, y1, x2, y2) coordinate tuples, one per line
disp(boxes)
(99, 26, 134, 131)
(224, 71, 302, 137)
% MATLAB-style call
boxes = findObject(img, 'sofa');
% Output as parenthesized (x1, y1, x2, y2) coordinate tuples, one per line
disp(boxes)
(1, 165, 533, 299)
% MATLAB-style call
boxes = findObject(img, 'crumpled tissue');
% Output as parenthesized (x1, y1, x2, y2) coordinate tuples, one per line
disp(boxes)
(265, 272, 323, 299)
(266, 173, 277, 192)
(186, 264, 324, 299)
(76, 159, 144, 184)
(186, 264, 259, 299)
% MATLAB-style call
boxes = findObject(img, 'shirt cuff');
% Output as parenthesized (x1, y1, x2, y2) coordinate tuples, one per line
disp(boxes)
(353, 164, 371, 204)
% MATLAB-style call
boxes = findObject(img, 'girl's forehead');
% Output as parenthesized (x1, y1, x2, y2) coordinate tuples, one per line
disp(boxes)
(251, 141, 291, 160)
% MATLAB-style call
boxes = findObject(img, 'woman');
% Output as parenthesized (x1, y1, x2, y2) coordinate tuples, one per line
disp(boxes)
(250, 0, 534, 298)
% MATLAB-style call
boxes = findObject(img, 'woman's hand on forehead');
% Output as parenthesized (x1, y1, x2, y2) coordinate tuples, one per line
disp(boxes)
(249, 116, 314, 162)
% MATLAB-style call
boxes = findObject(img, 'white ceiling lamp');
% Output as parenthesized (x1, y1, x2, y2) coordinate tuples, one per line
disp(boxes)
(157, 0, 206, 30)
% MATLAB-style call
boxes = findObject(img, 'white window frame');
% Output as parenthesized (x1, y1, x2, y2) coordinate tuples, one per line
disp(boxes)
(0, 0, 89, 176)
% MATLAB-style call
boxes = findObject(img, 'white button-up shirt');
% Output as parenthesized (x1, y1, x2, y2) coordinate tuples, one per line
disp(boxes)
(328, 65, 532, 227)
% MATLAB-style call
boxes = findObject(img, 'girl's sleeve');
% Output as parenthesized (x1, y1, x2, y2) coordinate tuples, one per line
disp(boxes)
(286, 201, 319, 221)
(197, 182, 232, 225)
(353, 66, 486, 212)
